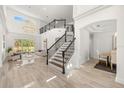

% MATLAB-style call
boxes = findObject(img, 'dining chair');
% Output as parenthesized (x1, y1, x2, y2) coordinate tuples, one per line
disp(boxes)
(96, 50, 108, 66)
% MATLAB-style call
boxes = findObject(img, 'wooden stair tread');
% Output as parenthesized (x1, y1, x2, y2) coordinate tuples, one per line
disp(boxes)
(48, 41, 75, 73)
(50, 62, 63, 68)
(54, 55, 69, 60)
(52, 58, 67, 63)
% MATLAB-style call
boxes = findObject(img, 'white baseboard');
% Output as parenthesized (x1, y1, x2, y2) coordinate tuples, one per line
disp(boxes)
(116, 77, 124, 85)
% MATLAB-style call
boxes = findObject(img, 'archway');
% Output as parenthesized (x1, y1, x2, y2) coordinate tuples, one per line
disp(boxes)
(79, 19, 116, 61)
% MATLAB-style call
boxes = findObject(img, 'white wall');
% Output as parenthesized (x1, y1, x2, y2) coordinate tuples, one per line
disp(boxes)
(0, 12, 3, 67)
(40, 28, 66, 50)
(80, 29, 90, 64)
(0, 6, 7, 67)
(73, 6, 124, 84)
(116, 6, 124, 84)
(89, 34, 94, 58)
(92, 31, 115, 58)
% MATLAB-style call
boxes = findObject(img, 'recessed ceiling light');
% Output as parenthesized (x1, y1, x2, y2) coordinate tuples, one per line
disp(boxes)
(97, 25, 100, 27)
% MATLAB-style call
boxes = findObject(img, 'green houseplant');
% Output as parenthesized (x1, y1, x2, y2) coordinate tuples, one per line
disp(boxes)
(7, 47, 12, 53)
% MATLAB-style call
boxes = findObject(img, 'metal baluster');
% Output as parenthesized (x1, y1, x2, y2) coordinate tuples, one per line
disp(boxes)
(47, 49, 48, 65)
(62, 51, 65, 74)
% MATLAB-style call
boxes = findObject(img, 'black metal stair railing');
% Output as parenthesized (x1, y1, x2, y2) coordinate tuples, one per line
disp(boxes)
(46, 32, 66, 65)
(40, 19, 66, 34)
(62, 38, 76, 74)
(46, 23, 75, 74)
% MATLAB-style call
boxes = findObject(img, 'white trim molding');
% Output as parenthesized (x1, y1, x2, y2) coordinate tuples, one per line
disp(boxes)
(7, 31, 41, 37)
(73, 5, 112, 21)
(116, 77, 124, 85)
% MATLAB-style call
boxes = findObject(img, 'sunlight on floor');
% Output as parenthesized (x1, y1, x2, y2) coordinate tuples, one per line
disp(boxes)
(67, 63, 72, 69)
(67, 73, 72, 79)
(23, 81, 35, 88)
(46, 76, 57, 82)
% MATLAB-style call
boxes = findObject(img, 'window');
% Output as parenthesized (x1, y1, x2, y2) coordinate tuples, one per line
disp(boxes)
(14, 39, 35, 52)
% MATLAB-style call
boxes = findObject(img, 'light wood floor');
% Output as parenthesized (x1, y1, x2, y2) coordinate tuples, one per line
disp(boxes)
(0, 54, 124, 88)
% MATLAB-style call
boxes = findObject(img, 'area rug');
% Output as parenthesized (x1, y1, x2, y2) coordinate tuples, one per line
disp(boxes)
(94, 62, 116, 73)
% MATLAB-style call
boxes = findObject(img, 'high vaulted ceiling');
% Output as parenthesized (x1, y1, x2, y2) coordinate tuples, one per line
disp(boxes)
(7, 5, 73, 24)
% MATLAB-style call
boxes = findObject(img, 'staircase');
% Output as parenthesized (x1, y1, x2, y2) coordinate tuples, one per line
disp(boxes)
(47, 37, 75, 74)
(48, 42, 74, 71)
(40, 19, 75, 74)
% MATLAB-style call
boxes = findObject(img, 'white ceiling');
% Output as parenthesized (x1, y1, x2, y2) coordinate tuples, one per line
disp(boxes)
(84, 20, 116, 33)
(7, 5, 73, 24)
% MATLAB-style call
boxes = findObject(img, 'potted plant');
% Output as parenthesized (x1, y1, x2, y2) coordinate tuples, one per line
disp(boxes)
(7, 47, 12, 53)
(6, 47, 13, 61)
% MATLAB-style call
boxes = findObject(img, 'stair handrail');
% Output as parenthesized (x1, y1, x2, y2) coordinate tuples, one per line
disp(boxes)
(47, 33, 66, 51)
(40, 19, 66, 34)
(62, 38, 76, 53)
(62, 38, 76, 74)
(46, 32, 66, 65)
